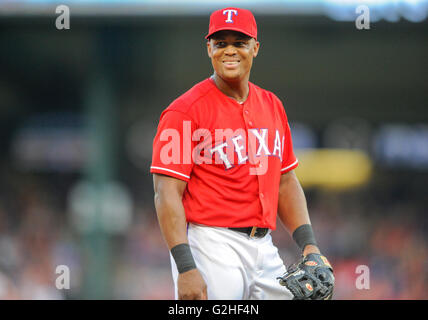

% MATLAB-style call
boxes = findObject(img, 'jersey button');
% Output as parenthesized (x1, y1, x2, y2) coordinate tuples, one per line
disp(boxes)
(260, 193, 264, 199)
(244, 110, 249, 115)
(248, 121, 253, 126)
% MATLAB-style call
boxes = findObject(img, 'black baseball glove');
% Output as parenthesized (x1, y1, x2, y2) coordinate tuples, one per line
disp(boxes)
(277, 253, 335, 300)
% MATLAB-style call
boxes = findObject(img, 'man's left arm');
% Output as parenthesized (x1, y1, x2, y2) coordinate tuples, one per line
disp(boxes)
(277, 170, 319, 256)
(277, 170, 335, 300)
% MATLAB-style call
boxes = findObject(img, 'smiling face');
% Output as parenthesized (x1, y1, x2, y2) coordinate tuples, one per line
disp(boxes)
(207, 30, 260, 83)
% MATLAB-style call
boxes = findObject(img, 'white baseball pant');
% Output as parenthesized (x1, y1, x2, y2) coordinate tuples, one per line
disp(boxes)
(170, 223, 294, 300)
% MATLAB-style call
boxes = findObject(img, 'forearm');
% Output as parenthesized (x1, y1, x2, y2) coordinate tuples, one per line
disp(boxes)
(154, 191, 189, 250)
(278, 171, 311, 233)
(278, 171, 320, 255)
(153, 174, 189, 250)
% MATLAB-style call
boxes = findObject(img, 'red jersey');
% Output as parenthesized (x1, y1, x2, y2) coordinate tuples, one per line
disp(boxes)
(151, 78, 298, 230)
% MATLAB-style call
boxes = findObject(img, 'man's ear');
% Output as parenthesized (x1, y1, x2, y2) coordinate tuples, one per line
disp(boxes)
(207, 40, 212, 58)
(253, 40, 260, 58)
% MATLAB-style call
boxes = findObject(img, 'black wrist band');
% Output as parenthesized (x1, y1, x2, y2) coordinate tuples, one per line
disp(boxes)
(170, 243, 197, 274)
(292, 224, 318, 251)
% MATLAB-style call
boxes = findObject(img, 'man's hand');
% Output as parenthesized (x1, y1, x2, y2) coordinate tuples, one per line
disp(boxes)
(177, 268, 208, 300)
(303, 244, 320, 257)
(278, 253, 334, 300)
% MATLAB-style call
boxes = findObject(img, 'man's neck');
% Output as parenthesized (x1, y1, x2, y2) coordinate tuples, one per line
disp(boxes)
(211, 73, 250, 104)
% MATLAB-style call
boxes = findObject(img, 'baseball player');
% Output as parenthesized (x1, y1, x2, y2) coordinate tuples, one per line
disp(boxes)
(151, 7, 334, 300)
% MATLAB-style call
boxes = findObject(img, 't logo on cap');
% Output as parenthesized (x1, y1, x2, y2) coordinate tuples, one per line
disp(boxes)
(223, 9, 238, 23)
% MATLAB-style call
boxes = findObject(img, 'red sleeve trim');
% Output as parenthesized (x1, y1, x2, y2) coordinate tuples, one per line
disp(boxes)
(280, 159, 299, 174)
(150, 166, 190, 182)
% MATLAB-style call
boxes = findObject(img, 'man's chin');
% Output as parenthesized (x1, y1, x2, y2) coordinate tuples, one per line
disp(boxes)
(218, 71, 243, 83)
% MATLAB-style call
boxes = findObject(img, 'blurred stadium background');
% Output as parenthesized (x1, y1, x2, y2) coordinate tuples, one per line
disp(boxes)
(0, 0, 427, 299)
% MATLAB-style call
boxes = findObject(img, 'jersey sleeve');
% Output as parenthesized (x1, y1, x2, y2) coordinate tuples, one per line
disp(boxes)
(150, 110, 197, 182)
(279, 101, 299, 174)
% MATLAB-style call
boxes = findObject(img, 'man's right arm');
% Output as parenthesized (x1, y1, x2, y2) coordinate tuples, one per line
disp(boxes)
(153, 173, 207, 300)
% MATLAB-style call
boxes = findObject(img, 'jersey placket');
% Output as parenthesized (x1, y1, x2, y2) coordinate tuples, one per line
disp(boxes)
(242, 98, 268, 228)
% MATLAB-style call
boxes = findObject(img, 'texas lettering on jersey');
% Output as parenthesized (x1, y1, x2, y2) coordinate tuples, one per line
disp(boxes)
(159, 121, 285, 174)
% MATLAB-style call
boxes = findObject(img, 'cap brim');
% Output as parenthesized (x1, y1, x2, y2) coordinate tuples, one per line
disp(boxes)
(205, 26, 256, 40)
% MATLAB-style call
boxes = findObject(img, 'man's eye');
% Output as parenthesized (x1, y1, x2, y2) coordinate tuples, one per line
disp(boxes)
(235, 42, 248, 47)
(216, 42, 226, 47)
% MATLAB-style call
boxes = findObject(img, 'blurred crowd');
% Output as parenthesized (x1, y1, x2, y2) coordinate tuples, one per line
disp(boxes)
(273, 190, 428, 300)
(0, 164, 426, 300)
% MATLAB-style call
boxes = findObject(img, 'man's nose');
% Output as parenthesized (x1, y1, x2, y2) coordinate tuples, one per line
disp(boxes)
(224, 44, 237, 55)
